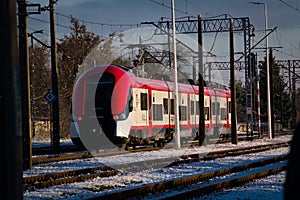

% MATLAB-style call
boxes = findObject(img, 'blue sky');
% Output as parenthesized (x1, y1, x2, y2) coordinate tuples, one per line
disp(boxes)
(29, 0, 300, 60)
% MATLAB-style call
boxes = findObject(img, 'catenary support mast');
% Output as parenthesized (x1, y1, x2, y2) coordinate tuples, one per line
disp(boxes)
(1, 0, 23, 199)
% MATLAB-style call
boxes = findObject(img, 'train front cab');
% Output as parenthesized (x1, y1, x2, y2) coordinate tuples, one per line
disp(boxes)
(71, 65, 134, 150)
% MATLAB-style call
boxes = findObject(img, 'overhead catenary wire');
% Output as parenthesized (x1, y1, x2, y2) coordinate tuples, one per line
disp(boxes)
(29, 16, 69, 29)
(274, 29, 300, 59)
(149, 0, 192, 15)
(27, 1, 300, 61)
(279, 0, 300, 13)
(55, 12, 141, 28)
(29, 11, 141, 43)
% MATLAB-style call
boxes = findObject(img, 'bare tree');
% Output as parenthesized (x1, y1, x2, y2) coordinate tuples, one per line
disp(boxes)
(57, 17, 100, 137)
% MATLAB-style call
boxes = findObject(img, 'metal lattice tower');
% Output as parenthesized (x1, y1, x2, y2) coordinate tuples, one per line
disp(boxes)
(207, 59, 300, 129)
(144, 16, 252, 131)
(277, 60, 300, 128)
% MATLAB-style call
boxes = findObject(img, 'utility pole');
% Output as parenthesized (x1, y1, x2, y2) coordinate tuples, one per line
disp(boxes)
(269, 48, 275, 138)
(264, 3, 272, 139)
(230, 19, 238, 144)
(198, 15, 205, 146)
(256, 53, 262, 138)
(18, 0, 32, 170)
(17, 0, 41, 170)
(49, 0, 60, 153)
(139, 36, 145, 78)
(1, 0, 23, 199)
(171, 0, 180, 148)
(250, 1, 272, 139)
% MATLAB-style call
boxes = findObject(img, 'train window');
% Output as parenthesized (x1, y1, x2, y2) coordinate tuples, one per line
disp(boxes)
(179, 106, 187, 121)
(140, 93, 148, 111)
(212, 102, 220, 115)
(196, 101, 199, 115)
(170, 99, 175, 114)
(221, 108, 226, 120)
(163, 98, 168, 114)
(117, 89, 133, 121)
(128, 89, 133, 112)
(163, 98, 174, 114)
(153, 104, 163, 121)
(204, 107, 210, 120)
(228, 101, 231, 113)
(190, 101, 194, 115)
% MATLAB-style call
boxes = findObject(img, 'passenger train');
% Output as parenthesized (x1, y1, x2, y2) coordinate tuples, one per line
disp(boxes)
(71, 65, 231, 150)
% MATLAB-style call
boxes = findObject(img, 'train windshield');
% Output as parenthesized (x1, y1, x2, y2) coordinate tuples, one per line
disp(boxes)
(92, 71, 132, 122)
(93, 73, 115, 121)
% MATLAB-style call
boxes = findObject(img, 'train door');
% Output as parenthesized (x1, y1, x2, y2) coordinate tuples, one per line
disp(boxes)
(211, 89, 220, 136)
(132, 88, 149, 139)
(163, 92, 174, 131)
(151, 90, 165, 128)
(227, 91, 231, 130)
(190, 93, 196, 130)
(204, 95, 210, 132)
(219, 96, 227, 134)
(178, 93, 188, 136)
(151, 89, 177, 144)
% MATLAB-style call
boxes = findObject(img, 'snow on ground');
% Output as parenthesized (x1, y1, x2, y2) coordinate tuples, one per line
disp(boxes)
(27, 135, 292, 176)
(32, 139, 74, 148)
(199, 171, 286, 200)
(24, 135, 292, 199)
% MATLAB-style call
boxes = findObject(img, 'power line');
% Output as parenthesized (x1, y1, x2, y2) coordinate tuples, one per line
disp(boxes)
(28, 1, 300, 61)
(29, 10, 142, 39)
(29, 16, 69, 29)
(274, 48, 300, 59)
(149, 0, 235, 21)
(273, 29, 300, 59)
(149, 0, 193, 15)
(55, 12, 141, 28)
(188, 1, 214, 17)
(279, 0, 300, 13)
(29, 7, 141, 28)
(276, 29, 300, 52)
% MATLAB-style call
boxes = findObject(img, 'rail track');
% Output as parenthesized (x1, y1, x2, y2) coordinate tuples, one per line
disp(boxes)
(32, 145, 162, 165)
(158, 159, 286, 200)
(93, 155, 287, 200)
(24, 141, 290, 193)
(31, 130, 293, 165)
(32, 144, 82, 155)
(23, 166, 118, 191)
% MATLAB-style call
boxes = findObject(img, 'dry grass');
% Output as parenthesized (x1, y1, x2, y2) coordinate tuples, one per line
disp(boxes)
(32, 120, 51, 141)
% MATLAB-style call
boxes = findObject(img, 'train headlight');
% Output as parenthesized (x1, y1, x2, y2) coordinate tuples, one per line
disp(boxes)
(114, 112, 127, 121)
(72, 115, 83, 122)
(118, 112, 127, 120)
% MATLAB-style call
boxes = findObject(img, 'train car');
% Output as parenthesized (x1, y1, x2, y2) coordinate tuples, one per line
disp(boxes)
(71, 65, 231, 150)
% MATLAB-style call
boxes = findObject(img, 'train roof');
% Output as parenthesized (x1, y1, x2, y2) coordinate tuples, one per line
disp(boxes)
(133, 75, 204, 94)
(76, 65, 230, 97)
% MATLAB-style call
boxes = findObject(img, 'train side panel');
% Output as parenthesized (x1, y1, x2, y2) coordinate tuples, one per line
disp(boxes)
(71, 65, 232, 148)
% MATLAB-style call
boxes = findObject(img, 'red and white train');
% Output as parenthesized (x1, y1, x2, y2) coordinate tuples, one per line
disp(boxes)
(71, 65, 231, 150)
